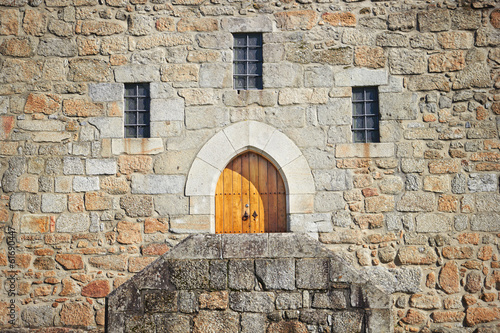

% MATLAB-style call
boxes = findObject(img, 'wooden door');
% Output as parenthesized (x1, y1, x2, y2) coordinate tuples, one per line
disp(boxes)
(215, 152, 286, 233)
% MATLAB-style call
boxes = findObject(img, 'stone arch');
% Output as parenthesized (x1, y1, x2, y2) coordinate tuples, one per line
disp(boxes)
(185, 121, 315, 233)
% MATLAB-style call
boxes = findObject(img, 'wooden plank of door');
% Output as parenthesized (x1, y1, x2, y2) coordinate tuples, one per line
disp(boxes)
(258, 155, 268, 233)
(223, 160, 233, 233)
(267, 162, 278, 233)
(241, 153, 250, 233)
(277, 173, 286, 232)
(232, 155, 242, 234)
(249, 152, 260, 233)
(215, 171, 224, 234)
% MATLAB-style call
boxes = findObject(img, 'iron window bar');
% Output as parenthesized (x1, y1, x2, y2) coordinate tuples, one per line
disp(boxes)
(352, 86, 380, 143)
(233, 33, 263, 90)
(124, 83, 150, 138)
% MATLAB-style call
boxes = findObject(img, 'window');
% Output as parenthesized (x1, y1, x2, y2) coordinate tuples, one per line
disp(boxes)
(124, 83, 150, 138)
(233, 33, 263, 90)
(352, 87, 379, 143)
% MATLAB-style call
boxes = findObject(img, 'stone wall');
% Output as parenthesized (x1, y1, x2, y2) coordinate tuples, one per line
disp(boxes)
(107, 234, 392, 333)
(0, 0, 499, 332)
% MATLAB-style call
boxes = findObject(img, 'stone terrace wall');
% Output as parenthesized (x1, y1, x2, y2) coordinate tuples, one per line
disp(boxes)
(0, 0, 499, 332)
(107, 233, 392, 333)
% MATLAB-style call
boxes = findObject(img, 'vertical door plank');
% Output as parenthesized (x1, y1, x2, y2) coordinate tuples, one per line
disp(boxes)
(215, 171, 224, 234)
(232, 156, 242, 234)
(277, 174, 286, 232)
(249, 152, 260, 233)
(267, 163, 278, 232)
(223, 161, 233, 233)
(258, 156, 268, 233)
(241, 153, 250, 233)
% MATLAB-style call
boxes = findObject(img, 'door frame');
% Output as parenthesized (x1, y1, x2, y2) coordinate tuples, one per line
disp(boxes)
(185, 121, 315, 234)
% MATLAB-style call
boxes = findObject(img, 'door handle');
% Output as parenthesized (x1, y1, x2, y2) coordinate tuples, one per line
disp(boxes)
(242, 211, 248, 221)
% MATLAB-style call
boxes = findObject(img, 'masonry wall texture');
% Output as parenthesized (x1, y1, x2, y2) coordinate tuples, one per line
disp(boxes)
(0, 0, 499, 332)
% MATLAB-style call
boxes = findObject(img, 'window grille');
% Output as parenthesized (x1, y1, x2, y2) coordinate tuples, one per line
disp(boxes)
(352, 87, 380, 143)
(124, 83, 150, 138)
(233, 33, 263, 90)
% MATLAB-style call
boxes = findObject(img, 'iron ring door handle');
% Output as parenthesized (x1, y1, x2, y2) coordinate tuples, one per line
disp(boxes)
(242, 211, 249, 221)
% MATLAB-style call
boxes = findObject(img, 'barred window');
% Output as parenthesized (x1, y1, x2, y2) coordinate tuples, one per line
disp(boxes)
(124, 83, 150, 138)
(352, 87, 380, 143)
(233, 33, 263, 90)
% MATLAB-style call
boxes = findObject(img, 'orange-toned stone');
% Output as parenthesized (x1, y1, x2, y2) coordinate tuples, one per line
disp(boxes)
(116, 221, 142, 244)
(60, 302, 95, 326)
(82, 279, 111, 298)
(15, 254, 32, 269)
(108, 101, 123, 117)
(0, 142, 18, 155)
(110, 54, 127, 66)
(77, 37, 99, 56)
(354, 213, 384, 229)
(492, 102, 500, 115)
(24, 93, 62, 115)
(463, 295, 477, 306)
(491, 9, 500, 29)
(0, 116, 14, 140)
(475, 163, 500, 171)
(465, 307, 500, 326)
(423, 114, 437, 122)
(199, 291, 228, 310)
(128, 256, 156, 273)
(33, 285, 53, 297)
(177, 18, 218, 32)
(362, 188, 379, 197)
(478, 246, 493, 261)
(68, 193, 84, 213)
(63, 99, 105, 117)
(0, 9, 19, 36)
(0, 37, 35, 57)
(96, 308, 105, 326)
(85, 192, 113, 211)
(113, 276, 128, 289)
(322, 12, 356, 27)
(438, 195, 458, 212)
(463, 260, 484, 270)
(144, 218, 169, 234)
(429, 160, 460, 174)
(432, 311, 465, 323)
(56, 254, 84, 270)
(156, 17, 175, 32)
(428, 50, 465, 72)
(18, 175, 38, 193)
(439, 261, 460, 294)
(101, 176, 129, 195)
(275, 10, 317, 31)
(354, 46, 385, 69)
(476, 106, 488, 120)
(22, 9, 46, 36)
(443, 246, 474, 259)
(470, 152, 500, 162)
(142, 243, 170, 256)
(400, 309, 426, 325)
(118, 155, 153, 174)
(34, 248, 54, 256)
(336, 159, 371, 169)
(457, 233, 480, 245)
(426, 272, 436, 288)
(481, 293, 496, 302)
(366, 232, 397, 244)
(21, 215, 51, 234)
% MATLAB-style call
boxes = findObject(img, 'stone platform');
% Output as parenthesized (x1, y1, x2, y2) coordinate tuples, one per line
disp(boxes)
(106, 233, 391, 332)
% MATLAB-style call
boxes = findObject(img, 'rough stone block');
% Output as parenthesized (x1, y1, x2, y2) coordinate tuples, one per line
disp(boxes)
(335, 68, 388, 87)
(73, 176, 99, 192)
(417, 9, 451, 32)
(154, 195, 189, 216)
(312, 290, 347, 310)
(379, 92, 418, 120)
(222, 16, 272, 32)
(255, 259, 295, 290)
(336, 143, 395, 158)
(41, 193, 66, 213)
(63, 157, 84, 175)
(397, 192, 435, 212)
(150, 98, 184, 121)
(296, 258, 329, 289)
(168, 260, 209, 289)
(89, 83, 123, 102)
(468, 173, 498, 192)
(228, 259, 255, 291)
(415, 213, 451, 233)
(192, 310, 239, 332)
(199, 63, 232, 88)
(144, 290, 178, 313)
(263, 63, 302, 88)
(114, 65, 160, 82)
(222, 234, 268, 258)
(120, 195, 154, 217)
(470, 213, 500, 232)
(88, 117, 124, 138)
(56, 213, 90, 232)
(86, 159, 117, 175)
(229, 292, 275, 313)
(131, 174, 185, 194)
(315, 192, 345, 212)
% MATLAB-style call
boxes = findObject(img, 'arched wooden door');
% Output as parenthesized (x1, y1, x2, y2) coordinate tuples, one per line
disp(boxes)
(215, 152, 286, 233)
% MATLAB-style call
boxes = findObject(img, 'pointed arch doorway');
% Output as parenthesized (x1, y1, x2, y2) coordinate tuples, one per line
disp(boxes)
(215, 151, 286, 233)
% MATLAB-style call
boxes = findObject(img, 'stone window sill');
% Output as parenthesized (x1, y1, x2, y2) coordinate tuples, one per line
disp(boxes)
(335, 143, 395, 158)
